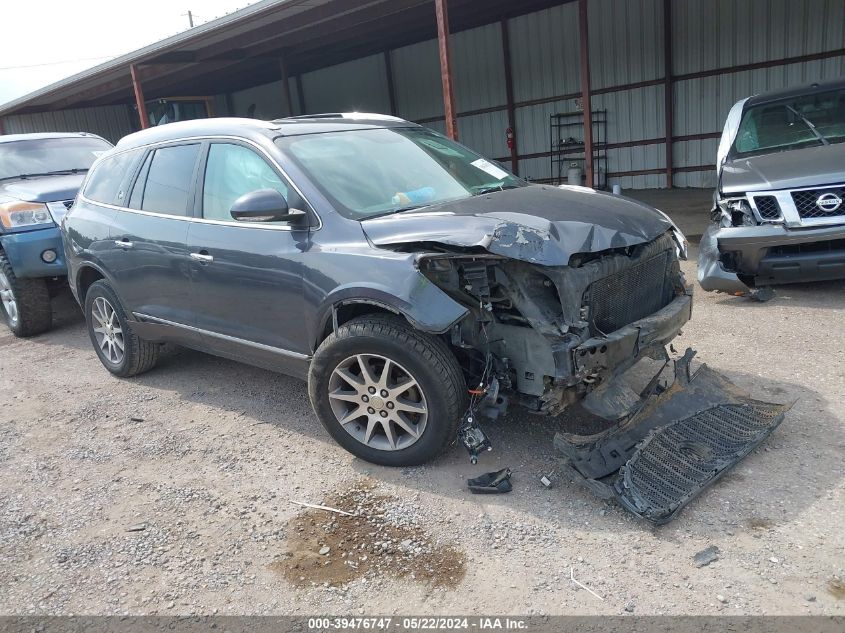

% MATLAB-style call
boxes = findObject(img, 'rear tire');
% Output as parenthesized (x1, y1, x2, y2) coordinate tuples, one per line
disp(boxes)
(84, 280, 159, 377)
(308, 314, 467, 466)
(0, 251, 52, 337)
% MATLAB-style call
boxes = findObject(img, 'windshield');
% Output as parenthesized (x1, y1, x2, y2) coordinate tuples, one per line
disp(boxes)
(276, 127, 524, 219)
(731, 87, 845, 158)
(0, 136, 113, 181)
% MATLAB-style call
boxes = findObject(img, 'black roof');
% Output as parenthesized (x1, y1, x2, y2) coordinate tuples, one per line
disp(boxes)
(745, 77, 845, 107)
(114, 115, 419, 150)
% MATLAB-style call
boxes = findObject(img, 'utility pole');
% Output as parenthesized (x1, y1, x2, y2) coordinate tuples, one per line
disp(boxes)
(184, 10, 194, 28)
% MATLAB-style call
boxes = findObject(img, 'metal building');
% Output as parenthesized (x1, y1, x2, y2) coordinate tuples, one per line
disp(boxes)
(1, 0, 843, 190)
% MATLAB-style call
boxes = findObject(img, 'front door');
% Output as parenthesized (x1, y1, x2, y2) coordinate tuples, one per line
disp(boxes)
(106, 142, 201, 331)
(186, 141, 309, 373)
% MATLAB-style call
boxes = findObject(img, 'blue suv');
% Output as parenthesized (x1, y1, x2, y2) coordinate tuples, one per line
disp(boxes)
(0, 132, 112, 336)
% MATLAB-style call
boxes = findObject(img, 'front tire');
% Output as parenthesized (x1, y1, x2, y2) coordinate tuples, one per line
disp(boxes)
(0, 251, 52, 337)
(308, 314, 467, 466)
(84, 280, 159, 377)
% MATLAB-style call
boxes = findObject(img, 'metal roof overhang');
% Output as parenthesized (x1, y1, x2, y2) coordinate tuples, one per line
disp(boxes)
(0, 0, 567, 116)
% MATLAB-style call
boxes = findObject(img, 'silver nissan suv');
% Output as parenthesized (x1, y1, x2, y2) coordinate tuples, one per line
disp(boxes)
(699, 79, 845, 297)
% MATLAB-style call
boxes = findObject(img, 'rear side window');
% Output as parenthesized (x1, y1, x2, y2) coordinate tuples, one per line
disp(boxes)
(130, 144, 200, 216)
(84, 150, 138, 205)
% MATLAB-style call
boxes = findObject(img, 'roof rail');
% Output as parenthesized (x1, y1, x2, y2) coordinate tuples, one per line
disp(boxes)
(274, 112, 406, 123)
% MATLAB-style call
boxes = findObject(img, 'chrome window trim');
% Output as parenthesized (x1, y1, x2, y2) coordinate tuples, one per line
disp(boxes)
(79, 134, 322, 232)
(133, 312, 311, 361)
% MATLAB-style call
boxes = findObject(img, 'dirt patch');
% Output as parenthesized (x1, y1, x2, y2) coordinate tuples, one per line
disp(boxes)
(827, 578, 845, 600)
(271, 479, 465, 589)
(744, 516, 773, 530)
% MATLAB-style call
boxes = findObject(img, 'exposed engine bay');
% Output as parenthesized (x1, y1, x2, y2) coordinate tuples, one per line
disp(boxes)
(419, 231, 692, 418)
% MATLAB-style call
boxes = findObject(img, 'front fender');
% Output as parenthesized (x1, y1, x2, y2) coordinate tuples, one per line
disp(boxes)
(314, 273, 469, 348)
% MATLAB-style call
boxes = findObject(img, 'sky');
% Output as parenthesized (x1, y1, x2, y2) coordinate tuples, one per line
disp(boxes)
(0, 0, 256, 106)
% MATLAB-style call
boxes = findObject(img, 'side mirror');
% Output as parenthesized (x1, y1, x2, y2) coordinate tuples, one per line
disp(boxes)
(229, 189, 307, 224)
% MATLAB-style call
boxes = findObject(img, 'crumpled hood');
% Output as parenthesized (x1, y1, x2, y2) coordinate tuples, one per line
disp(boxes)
(361, 185, 672, 266)
(721, 143, 845, 194)
(0, 174, 85, 204)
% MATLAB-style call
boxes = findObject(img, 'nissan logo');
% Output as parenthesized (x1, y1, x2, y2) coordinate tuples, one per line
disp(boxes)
(816, 192, 843, 213)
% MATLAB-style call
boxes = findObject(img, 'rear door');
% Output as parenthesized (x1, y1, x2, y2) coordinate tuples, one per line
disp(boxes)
(107, 142, 201, 330)
(186, 140, 309, 372)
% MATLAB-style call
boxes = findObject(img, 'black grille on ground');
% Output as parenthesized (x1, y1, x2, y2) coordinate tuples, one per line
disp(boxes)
(754, 195, 781, 219)
(585, 250, 673, 334)
(615, 401, 788, 524)
(792, 186, 845, 219)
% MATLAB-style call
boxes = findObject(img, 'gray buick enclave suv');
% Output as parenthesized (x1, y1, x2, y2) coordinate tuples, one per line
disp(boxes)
(62, 115, 695, 469)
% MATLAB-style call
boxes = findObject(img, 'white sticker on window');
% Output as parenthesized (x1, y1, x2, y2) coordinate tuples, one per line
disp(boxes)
(92, 151, 107, 157)
(471, 158, 509, 180)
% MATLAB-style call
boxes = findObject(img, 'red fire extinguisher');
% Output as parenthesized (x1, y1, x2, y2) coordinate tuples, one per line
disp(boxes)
(506, 127, 515, 150)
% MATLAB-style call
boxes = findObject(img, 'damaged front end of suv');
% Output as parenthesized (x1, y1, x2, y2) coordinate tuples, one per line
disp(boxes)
(364, 185, 790, 523)
(700, 80, 845, 298)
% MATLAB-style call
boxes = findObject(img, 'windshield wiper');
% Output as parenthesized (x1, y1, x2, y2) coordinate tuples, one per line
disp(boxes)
(472, 183, 519, 196)
(15, 168, 89, 180)
(785, 105, 829, 146)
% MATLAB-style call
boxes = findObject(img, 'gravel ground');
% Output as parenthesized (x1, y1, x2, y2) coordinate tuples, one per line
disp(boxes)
(0, 246, 843, 617)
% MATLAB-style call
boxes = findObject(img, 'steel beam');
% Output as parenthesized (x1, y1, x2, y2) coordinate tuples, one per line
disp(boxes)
(578, 0, 593, 188)
(663, 0, 674, 188)
(435, 0, 458, 140)
(384, 51, 398, 116)
(501, 20, 519, 175)
(279, 54, 294, 117)
(130, 64, 150, 130)
(296, 74, 306, 115)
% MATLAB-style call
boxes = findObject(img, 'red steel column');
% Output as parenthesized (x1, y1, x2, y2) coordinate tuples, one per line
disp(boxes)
(435, 0, 458, 140)
(501, 20, 519, 175)
(663, 0, 674, 188)
(130, 64, 150, 130)
(578, 0, 593, 188)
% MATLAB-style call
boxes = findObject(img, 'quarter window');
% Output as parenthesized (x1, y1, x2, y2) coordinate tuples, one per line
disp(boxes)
(84, 149, 139, 205)
(132, 144, 200, 216)
(202, 143, 289, 221)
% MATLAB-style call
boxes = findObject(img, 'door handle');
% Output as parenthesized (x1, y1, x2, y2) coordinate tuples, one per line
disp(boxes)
(114, 239, 134, 249)
(190, 252, 214, 263)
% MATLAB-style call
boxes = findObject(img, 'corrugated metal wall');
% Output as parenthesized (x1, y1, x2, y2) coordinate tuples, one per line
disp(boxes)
(2, 105, 135, 144)
(672, 0, 845, 187)
(244, 0, 842, 190)
(7, 0, 843, 190)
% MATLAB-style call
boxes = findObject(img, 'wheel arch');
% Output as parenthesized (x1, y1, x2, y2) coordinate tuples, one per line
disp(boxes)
(76, 264, 107, 303)
(312, 285, 468, 351)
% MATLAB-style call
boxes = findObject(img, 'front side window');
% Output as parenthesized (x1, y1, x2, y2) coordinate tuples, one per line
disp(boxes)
(0, 136, 112, 182)
(276, 127, 524, 220)
(131, 144, 201, 216)
(732, 87, 845, 158)
(202, 143, 289, 221)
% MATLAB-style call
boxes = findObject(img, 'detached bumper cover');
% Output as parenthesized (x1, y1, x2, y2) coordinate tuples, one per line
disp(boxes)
(556, 349, 792, 524)
(0, 226, 67, 278)
(698, 222, 845, 292)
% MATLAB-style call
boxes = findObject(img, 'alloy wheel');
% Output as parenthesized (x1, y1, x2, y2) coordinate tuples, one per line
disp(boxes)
(91, 296, 125, 365)
(0, 269, 18, 326)
(328, 353, 429, 451)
